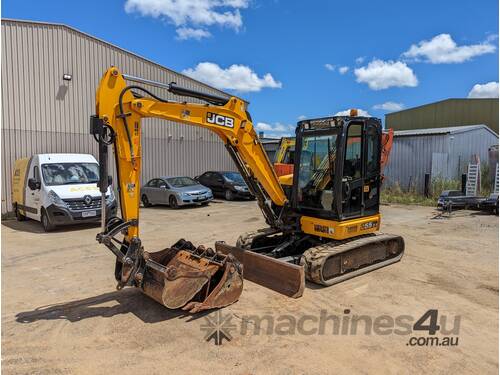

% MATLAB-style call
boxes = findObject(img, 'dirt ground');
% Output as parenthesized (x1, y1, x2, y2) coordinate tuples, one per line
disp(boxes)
(2, 200, 499, 374)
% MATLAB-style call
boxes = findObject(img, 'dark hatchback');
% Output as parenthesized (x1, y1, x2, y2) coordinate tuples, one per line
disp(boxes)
(195, 171, 255, 200)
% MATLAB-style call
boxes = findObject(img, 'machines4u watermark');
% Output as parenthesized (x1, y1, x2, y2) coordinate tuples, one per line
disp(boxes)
(201, 309, 460, 346)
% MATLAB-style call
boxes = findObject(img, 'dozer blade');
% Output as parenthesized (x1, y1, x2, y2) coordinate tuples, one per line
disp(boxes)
(215, 242, 305, 298)
(136, 239, 243, 313)
(301, 233, 404, 286)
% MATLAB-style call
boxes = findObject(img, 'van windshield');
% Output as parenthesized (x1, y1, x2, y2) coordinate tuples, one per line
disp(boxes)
(41, 163, 99, 186)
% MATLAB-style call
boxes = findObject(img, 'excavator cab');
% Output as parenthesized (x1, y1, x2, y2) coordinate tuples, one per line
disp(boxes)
(292, 116, 382, 221)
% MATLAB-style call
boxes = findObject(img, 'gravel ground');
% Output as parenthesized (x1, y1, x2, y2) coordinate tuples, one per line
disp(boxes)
(2, 201, 498, 374)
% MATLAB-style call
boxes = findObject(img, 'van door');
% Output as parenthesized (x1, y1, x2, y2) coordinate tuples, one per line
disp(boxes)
(25, 162, 42, 220)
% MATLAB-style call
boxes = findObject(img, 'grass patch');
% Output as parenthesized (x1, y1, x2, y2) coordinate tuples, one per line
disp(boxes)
(381, 178, 461, 207)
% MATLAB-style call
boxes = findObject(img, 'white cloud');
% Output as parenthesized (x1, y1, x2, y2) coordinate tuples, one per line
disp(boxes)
(125, 0, 249, 39)
(373, 101, 405, 111)
(182, 62, 282, 92)
(298, 115, 307, 120)
(402, 34, 496, 64)
(354, 59, 418, 90)
(255, 122, 273, 131)
(324, 63, 335, 71)
(338, 66, 349, 74)
(467, 81, 499, 98)
(176, 27, 211, 40)
(355, 56, 365, 64)
(486, 33, 499, 42)
(255, 122, 294, 138)
(335, 108, 371, 117)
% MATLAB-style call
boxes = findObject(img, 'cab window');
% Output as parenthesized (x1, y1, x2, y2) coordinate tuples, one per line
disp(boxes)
(297, 132, 338, 210)
(343, 124, 362, 180)
(366, 125, 380, 175)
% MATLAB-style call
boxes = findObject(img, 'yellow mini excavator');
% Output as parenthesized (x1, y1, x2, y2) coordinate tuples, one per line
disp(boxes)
(91, 67, 404, 312)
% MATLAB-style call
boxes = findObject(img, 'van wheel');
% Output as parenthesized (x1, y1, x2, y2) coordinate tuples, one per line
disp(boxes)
(41, 209, 55, 232)
(142, 194, 152, 208)
(224, 189, 234, 201)
(14, 204, 26, 221)
(169, 196, 179, 209)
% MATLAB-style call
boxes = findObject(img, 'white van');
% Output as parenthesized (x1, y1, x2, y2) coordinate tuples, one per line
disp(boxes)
(12, 153, 117, 231)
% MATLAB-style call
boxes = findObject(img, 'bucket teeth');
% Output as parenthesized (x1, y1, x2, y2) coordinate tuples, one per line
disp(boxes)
(138, 240, 243, 312)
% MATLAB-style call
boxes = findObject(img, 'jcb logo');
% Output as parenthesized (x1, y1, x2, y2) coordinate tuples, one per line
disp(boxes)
(207, 112, 234, 128)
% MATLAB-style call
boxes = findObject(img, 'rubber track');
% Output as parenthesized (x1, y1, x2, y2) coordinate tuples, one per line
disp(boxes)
(300, 233, 403, 285)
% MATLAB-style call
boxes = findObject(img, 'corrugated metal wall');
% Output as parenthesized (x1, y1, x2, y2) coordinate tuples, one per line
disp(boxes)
(383, 128, 499, 193)
(385, 99, 499, 133)
(1, 19, 236, 214)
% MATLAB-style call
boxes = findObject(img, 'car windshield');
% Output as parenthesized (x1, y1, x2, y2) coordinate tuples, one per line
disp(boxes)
(166, 177, 198, 188)
(41, 163, 99, 186)
(223, 172, 245, 183)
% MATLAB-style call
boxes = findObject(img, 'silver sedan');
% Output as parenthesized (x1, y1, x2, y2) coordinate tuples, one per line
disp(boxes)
(141, 176, 213, 209)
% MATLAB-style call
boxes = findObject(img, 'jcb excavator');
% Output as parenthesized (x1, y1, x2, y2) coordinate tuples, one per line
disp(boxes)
(91, 67, 404, 312)
(274, 137, 296, 177)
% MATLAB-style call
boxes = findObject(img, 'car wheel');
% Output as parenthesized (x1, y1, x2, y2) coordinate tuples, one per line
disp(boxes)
(169, 195, 179, 209)
(142, 194, 152, 207)
(41, 209, 55, 232)
(14, 204, 26, 221)
(224, 189, 234, 201)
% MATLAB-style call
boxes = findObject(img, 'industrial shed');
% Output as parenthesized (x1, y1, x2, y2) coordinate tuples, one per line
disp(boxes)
(383, 125, 499, 193)
(385, 98, 499, 134)
(1, 19, 236, 214)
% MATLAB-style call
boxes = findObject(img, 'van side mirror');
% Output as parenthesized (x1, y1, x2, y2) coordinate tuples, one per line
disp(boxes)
(28, 178, 40, 190)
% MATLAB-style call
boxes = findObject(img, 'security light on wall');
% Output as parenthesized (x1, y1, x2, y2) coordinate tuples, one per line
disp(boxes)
(63, 74, 72, 81)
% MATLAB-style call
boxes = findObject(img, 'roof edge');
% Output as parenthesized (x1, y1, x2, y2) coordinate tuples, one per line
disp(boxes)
(394, 124, 499, 138)
(386, 97, 499, 116)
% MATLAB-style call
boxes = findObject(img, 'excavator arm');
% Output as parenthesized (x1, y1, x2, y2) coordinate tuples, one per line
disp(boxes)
(90, 67, 299, 312)
(95, 67, 287, 237)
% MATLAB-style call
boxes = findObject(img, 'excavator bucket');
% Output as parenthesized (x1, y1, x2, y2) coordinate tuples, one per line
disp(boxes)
(118, 239, 243, 313)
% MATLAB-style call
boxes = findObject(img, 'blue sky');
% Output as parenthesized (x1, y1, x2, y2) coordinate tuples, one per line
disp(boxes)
(3, 0, 499, 136)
